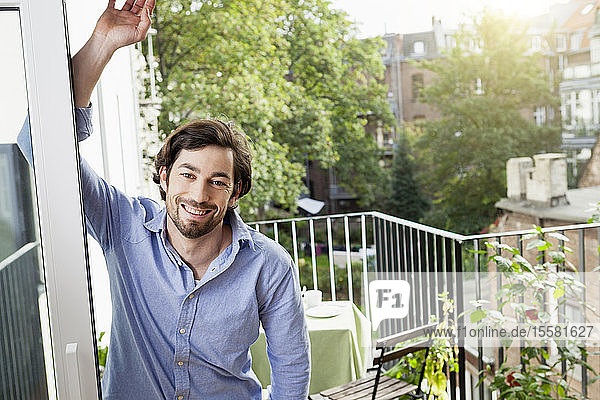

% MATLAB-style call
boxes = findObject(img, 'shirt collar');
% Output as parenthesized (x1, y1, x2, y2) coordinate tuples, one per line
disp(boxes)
(226, 209, 256, 251)
(143, 207, 256, 251)
(144, 208, 166, 233)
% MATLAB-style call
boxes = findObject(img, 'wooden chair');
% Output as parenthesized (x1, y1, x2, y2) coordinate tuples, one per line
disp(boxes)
(311, 323, 436, 400)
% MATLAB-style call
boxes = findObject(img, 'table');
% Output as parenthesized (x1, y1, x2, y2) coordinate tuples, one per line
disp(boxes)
(250, 301, 372, 395)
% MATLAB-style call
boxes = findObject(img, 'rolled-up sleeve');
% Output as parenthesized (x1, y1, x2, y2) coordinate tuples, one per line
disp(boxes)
(17, 105, 93, 166)
(75, 104, 93, 141)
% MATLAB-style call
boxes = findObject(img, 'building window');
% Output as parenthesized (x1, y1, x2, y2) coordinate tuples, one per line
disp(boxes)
(581, 3, 594, 15)
(469, 38, 481, 53)
(574, 65, 591, 78)
(562, 92, 573, 126)
(412, 73, 424, 102)
(579, 89, 593, 125)
(558, 55, 566, 71)
(445, 35, 456, 48)
(591, 38, 600, 63)
(593, 89, 600, 126)
(531, 36, 542, 51)
(564, 67, 574, 79)
(571, 31, 583, 50)
(474, 78, 484, 95)
(534, 106, 546, 126)
(413, 41, 425, 54)
(556, 34, 567, 51)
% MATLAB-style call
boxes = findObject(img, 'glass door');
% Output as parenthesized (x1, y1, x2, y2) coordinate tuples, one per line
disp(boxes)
(1, 0, 100, 398)
(0, 9, 56, 399)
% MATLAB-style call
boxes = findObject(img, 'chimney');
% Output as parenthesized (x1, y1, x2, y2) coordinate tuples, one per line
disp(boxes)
(525, 153, 568, 207)
(507, 157, 533, 200)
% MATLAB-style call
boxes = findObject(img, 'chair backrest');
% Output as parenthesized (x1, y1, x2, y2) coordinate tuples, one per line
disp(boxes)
(373, 323, 437, 366)
(370, 323, 437, 400)
(376, 323, 437, 349)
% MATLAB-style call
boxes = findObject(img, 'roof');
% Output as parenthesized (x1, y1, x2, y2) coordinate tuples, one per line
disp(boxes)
(530, 0, 588, 30)
(561, 0, 600, 49)
(496, 185, 600, 223)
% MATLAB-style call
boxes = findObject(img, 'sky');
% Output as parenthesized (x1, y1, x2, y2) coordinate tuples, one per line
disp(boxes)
(328, 0, 572, 37)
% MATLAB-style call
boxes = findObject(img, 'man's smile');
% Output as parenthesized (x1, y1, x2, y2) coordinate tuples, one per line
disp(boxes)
(180, 203, 215, 218)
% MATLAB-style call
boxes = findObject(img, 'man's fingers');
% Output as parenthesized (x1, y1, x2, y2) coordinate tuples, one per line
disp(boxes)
(145, 0, 156, 15)
(138, 5, 153, 36)
(130, 0, 146, 15)
(107, 0, 116, 10)
(121, 0, 136, 11)
(139, 0, 155, 27)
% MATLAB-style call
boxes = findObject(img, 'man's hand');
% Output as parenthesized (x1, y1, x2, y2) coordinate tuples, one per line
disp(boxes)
(93, 0, 156, 53)
(72, 0, 156, 107)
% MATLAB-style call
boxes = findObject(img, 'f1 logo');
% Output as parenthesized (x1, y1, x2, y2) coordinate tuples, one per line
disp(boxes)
(369, 280, 410, 331)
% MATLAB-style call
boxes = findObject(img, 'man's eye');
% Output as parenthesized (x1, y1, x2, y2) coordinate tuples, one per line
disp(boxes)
(181, 173, 195, 179)
(212, 180, 227, 187)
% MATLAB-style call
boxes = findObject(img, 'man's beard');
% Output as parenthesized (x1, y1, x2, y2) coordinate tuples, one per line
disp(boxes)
(166, 197, 224, 239)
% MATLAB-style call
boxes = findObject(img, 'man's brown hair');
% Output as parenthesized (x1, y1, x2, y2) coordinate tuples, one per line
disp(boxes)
(152, 119, 252, 203)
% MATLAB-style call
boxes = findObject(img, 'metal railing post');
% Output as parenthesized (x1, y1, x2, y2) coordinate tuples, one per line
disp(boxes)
(454, 240, 466, 400)
(291, 220, 299, 268)
(309, 219, 318, 290)
(344, 216, 353, 304)
(361, 215, 370, 322)
(326, 218, 336, 302)
(474, 238, 484, 400)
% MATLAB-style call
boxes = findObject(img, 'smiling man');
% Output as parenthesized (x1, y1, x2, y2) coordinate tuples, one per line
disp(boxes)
(154, 119, 253, 281)
(62, 0, 310, 399)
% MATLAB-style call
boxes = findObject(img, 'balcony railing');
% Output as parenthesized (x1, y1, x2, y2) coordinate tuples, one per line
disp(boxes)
(251, 211, 600, 400)
(0, 242, 48, 400)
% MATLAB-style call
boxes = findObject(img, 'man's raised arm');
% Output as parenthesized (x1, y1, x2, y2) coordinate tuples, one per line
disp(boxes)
(72, 0, 155, 107)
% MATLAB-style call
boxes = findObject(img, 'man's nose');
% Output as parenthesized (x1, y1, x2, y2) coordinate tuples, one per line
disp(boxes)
(190, 180, 210, 203)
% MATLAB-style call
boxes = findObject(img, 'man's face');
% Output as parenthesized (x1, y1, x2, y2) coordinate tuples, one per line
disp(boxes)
(160, 146, 237, 239)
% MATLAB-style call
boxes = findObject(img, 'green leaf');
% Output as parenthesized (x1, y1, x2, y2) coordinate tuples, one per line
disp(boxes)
(508, 283, 526, 294)
(430, 371, 447, 395)
(470, 309, 487, 323)
(548, 232, 569, 242)
(553, 286, 565, 299)
(557, 384, 565, 398)
(526, 239, 546, 251)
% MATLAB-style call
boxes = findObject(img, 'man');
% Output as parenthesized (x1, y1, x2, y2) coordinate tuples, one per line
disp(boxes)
(65, 0, 310, 398)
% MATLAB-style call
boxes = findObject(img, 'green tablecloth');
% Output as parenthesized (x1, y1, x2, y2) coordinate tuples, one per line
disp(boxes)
(250, 301, 372, 395)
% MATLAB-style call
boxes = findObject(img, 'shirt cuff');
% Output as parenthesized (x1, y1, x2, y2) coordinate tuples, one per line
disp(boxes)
(75, 103, 93, 142)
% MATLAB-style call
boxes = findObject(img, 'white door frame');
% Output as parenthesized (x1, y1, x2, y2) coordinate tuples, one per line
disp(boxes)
(3, 0, 100, 398)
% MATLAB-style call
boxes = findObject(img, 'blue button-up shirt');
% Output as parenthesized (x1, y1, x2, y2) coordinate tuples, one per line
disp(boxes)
(18, 108, 310, 399)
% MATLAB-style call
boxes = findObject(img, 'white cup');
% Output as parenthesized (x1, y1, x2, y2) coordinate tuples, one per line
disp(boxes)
(304, 289, 322, 309)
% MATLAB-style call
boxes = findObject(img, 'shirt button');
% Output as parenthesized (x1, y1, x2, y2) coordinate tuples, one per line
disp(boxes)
(178, 361, 184, 366)
(179, 328, 186, 334)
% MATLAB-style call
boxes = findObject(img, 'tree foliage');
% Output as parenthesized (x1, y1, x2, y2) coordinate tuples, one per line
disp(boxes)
(385, 133, 429, 221)
(415, 10, 561, 234)
(152, 0, 394, 217)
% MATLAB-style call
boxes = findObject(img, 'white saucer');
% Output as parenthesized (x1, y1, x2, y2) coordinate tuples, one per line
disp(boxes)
(305, 304, 345, 318)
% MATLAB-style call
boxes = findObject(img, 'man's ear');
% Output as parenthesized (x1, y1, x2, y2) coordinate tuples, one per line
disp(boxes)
(228, 183, 240, 208)
(159, 166, 168, 194)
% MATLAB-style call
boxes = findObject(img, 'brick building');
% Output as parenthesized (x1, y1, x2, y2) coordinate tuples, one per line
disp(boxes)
(307, 19, 453, 214)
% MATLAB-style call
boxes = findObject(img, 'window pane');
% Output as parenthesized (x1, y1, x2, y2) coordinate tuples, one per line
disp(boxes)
(0, 9, 56, 400)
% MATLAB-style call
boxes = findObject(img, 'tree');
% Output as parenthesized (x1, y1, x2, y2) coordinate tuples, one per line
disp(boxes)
(415, 10, 561, 234)
(385, 134, 429, 221)
(151, 0, 394, 217)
